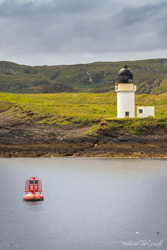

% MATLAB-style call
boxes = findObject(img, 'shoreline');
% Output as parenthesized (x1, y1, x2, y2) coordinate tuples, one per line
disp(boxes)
(0, 117, 167, 159)
(1, 142, 167, 158)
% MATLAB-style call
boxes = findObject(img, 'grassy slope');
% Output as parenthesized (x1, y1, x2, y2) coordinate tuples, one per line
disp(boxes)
(0, 92, 117, 125)
(0, 59, 167, 94)
(153, 75, 167, 94)
(1, 92, 167, 137)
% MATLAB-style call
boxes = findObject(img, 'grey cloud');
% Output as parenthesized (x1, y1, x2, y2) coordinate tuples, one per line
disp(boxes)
(0, 0, 103, 18)
(69, 2, 167, 53)
(0, 0, 166, 65)
(0, 0, 120, 53)
(52, 0, 99, 13)
(116, 2, 167, 27)
(113, 2, 167, 51)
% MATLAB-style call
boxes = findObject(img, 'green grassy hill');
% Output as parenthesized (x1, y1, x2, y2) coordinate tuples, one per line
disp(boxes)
(1, 92, 167, 125)
(0, 59, 167, 94)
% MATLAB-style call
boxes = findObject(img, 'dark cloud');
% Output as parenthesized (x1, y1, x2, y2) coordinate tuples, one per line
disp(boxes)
(0, 0, 166, 65)
(116, 2, 167, 27)
(113, 2, 167, 51)
(0, 0, 103, 18)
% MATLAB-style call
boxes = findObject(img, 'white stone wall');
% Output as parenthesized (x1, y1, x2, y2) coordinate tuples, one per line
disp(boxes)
(137, 106, 154, 118)
(116, 83, 135, 91)
(117, 92, 135, 118)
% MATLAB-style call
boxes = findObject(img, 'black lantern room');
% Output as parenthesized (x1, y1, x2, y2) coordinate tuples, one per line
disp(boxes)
(118, 65, 133, 83)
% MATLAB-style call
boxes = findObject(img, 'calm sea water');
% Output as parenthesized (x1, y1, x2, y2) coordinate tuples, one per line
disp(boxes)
(0, 158, 167, 250)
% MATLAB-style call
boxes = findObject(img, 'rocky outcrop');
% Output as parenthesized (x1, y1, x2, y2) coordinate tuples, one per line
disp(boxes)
(0, 142, 167, 158)
(137, 76, 164, 94)
(0, 115, 167, 158)
(3, 69, 18, 75)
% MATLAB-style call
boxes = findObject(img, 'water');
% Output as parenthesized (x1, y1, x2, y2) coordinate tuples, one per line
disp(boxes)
(0, 158, 167, 250)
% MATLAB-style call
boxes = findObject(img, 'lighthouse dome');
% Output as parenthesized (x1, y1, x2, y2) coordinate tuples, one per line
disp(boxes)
(118, 65, 133, 83)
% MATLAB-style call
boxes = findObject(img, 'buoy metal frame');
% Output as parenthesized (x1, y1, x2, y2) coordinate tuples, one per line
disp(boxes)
(23, 177, 44, 201)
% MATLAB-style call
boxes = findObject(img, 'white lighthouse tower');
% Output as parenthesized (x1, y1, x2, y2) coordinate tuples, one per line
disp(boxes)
(115, 65, 136, 118)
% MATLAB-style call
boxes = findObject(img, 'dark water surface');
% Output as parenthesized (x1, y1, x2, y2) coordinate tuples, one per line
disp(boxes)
(0, 158, 167, 250)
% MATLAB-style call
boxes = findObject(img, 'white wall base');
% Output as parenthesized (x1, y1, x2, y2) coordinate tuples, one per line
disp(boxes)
(117, 92, 135, 118)
(137, 106, 154, 118)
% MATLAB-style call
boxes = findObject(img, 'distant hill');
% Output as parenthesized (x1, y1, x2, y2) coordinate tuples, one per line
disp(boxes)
(0, 58, 167, 94)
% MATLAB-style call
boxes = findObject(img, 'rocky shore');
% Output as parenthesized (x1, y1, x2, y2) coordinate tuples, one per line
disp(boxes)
(0, 115, 167, 158)
(1, 142, 167, 158)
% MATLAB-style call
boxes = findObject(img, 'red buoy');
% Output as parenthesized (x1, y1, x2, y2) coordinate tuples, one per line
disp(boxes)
(23, 177, 44, 201)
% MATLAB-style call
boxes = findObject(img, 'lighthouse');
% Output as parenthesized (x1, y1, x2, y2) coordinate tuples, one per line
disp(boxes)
(115, 65, 136, 118)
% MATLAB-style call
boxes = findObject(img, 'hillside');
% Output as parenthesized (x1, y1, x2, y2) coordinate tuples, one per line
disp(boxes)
(1, 92, 167, 123)
(0, 92, 167, 157)
(0, 59, 167, 94)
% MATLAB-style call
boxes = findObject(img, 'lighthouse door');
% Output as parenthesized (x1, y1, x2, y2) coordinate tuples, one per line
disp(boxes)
(138, 109, 143, 118)
(125, 111, 129, 118)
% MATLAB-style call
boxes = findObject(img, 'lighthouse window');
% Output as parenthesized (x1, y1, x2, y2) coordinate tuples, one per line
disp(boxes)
(139, 109, 143, 114)
(35, 180, 38, 185)
(30, 180, 33, 185)
(125, 112, 129, 116)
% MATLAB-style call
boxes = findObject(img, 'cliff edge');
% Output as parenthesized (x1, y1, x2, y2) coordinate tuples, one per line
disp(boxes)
(0, 114, 167, 158)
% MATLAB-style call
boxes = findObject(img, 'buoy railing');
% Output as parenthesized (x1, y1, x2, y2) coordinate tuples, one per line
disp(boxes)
(25, 177, 42, 194)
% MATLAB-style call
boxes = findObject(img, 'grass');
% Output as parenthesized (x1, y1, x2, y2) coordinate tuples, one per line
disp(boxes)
(87, 124, 100, 136)
(100, 117, 167, 135)
(0, 92, 117, 125)
(0, 92, 167, 131)
(153, 75, 167, 94)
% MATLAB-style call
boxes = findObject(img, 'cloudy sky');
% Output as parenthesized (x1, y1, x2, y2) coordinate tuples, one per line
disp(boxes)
(0, 0, 166, 66)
